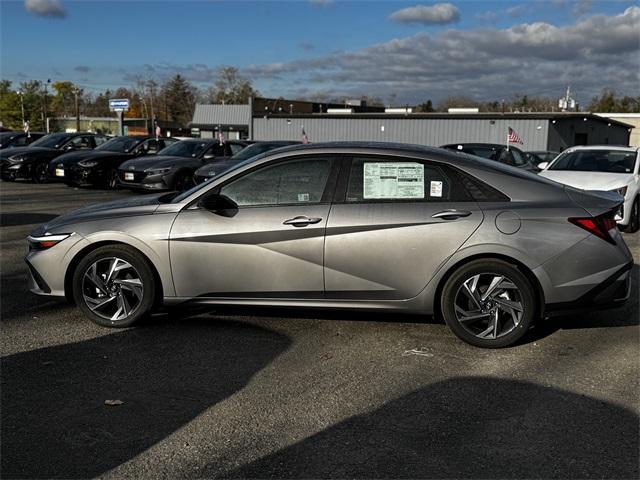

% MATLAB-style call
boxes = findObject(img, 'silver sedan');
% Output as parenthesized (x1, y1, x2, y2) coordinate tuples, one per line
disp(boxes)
(25, 142, 634, 348)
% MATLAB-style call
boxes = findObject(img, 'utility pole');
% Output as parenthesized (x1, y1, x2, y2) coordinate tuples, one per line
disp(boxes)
(16, 90, 25, 128)
(147, 80, 156, 131)
(73, 85, 83, 132)
(42, 79, 51, 132)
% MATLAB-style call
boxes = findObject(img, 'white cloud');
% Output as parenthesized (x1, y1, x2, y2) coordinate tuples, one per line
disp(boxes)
(24, 0, 66, 18)
(246, 6, 640, 103)
(390, 3, 460, 25)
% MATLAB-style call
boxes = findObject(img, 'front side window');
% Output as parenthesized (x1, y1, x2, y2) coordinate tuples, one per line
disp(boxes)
(228, 143, 245, 155)
(96, 136, 144, 153)
(220, 158, 332, 207)
(346, 157, 469, 202)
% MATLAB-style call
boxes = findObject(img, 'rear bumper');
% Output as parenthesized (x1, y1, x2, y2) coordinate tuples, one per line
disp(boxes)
(545, 261, 633, 316)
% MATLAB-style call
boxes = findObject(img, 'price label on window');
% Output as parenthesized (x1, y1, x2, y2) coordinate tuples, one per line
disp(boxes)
(363, 163, 424, 199)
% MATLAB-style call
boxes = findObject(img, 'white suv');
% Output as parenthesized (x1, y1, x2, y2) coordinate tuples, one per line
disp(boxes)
(538, 145, 639, 233)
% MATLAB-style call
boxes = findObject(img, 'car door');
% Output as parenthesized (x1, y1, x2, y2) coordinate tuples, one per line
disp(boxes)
(169, 155, 338, 298)
(324, 155, 483, 300)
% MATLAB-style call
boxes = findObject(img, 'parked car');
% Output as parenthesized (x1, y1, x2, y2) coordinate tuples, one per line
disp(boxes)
(0, 131, 46, 149)
(0, 132, 108, 182)
(538, 146, 639, 233)
(193, 141, 300, 184)
(441, 143, 537, 171)
(526, 150, 558, 164)
(117, 139, 247, 192)
(47, 136, 178, 189)
(25, 142, 633, 348)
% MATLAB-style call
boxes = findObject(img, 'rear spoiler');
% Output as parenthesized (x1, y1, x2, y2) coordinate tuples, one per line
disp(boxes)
(564, 186, 623, 218)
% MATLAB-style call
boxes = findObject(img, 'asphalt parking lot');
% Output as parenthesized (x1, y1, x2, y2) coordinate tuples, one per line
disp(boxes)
(1, 181, 638, 479)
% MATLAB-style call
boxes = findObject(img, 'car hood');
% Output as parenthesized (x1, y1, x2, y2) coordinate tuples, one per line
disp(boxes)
(51, 150, 126, 166)
(119, 155, 194, 171)
(0, 146, 57, 159)
(539, 170, 633, 191)
(32, 194, 166, 234)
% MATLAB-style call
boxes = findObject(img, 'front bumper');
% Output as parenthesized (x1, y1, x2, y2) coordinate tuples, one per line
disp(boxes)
(1, 160, 31, 180)
(50, 165, 104, 186)
(117, 170, 171, 191)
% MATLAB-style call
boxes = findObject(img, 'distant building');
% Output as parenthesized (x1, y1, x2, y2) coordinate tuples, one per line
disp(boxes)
(595, 113, 640, 147)
(190, 102, 634, 151)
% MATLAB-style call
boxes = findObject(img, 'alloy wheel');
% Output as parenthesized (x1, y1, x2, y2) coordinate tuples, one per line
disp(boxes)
(81, 257, 144, 322)
(453, 273, 524, 340)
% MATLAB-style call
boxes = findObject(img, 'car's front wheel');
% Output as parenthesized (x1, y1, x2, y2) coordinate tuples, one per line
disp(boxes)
(441, 259, 536, 348)
(32, 163, 48, 183)
(72, 245, 156, 327)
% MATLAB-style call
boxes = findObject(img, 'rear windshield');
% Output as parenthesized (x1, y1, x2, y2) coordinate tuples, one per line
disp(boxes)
(550, 150, 637, 173)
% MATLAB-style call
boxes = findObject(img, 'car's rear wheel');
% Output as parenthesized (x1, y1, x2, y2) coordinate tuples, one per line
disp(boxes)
(106, 169, 119, 189)
(32, 163, 48, 183)
(72, 245, 156, 328)
(441, 259, 536, 348)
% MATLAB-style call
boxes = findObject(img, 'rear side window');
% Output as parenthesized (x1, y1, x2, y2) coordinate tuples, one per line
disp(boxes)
(452, 170, 511, 202)
(346, 157, 471, 202)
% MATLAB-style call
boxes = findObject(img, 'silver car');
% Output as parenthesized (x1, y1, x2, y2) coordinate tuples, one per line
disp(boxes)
(25, 143, 634, 348)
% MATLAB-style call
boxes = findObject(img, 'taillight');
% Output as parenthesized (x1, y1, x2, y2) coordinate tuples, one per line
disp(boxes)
(27, 233, 71, 250)
(569, 215, 617, 245)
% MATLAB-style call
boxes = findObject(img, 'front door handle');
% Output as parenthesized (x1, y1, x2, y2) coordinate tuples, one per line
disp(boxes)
(431, 209, 473, 220)
(283, 216, 323, 227)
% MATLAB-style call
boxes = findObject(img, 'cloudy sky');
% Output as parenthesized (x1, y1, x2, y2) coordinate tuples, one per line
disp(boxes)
(1, 0, 638, 104)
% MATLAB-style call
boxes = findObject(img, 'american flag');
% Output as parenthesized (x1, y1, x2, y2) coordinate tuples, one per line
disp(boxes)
(301, 127, 309, 144)
(508, 127, 523, 144)
(218, 131, 226, 145)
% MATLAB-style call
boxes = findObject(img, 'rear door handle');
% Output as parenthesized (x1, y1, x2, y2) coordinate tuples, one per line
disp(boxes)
(431, 209, 473, 220)
(283, 216, 323, 227)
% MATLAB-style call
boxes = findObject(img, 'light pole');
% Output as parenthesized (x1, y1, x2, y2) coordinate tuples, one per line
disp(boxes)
(72, 85, 83, 132)
(42, 79, 51, 132)
(139, 95, 149, 134)
(16, 90, 25, 129)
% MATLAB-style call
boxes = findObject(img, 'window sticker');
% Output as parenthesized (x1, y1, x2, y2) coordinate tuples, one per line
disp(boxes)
(297, 193, 310, 202)
(363, 162, 424, 199)
(430, 180, 443, 197)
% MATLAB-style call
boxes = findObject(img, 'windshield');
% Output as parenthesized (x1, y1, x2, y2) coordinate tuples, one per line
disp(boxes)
(157, 141, 208, 158)
(169, 154, 268, 203)
(96, 136, 144, 153)
(30, 133, 69, 149)
(231, 142, 292, 161)
(549, 150, 637, 173)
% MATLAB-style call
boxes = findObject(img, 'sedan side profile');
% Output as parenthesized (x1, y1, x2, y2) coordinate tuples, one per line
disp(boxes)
(117, 139, 247, 192)
(0, 132, 108, 182)
(48, 136, 177, 189)
(26, 142, 633, 348)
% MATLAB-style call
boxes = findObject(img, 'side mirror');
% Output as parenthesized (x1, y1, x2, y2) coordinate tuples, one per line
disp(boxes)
(203, 153, 216, 160)
(537, 162, 549, 170)
(198, 193, 238, 217)
(65, 144, 76, 151)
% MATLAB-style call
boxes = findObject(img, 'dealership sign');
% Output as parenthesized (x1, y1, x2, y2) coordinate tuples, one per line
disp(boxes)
(109, 98, 129, 112)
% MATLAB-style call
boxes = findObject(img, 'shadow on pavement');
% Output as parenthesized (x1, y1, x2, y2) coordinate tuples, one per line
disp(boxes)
(1, 318, 291, 479)
(229, 376, 639, 479)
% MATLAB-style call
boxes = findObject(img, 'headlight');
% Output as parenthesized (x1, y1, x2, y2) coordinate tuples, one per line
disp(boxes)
(77, 160, 99, 167)
(8, 155, 25, 163)
(615, 186, 628, 197)
(27, 233, 72, 250)
(145, 167, 171, 175)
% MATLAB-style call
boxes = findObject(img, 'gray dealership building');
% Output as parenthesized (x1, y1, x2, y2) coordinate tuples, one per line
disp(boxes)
(191, 104, 633, 151)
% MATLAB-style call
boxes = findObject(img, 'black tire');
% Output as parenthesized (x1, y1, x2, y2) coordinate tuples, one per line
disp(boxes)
(72, 244, 157, 328)
(32, 163, 48, 183)
(440, 259, 537, 348)
(173, 170, 193, 192)
(623, 198, 639, 234)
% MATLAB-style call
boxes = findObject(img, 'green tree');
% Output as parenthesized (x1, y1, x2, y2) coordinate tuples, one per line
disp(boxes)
(588, 89, 640, 113)
(161, 74, 197, 126)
